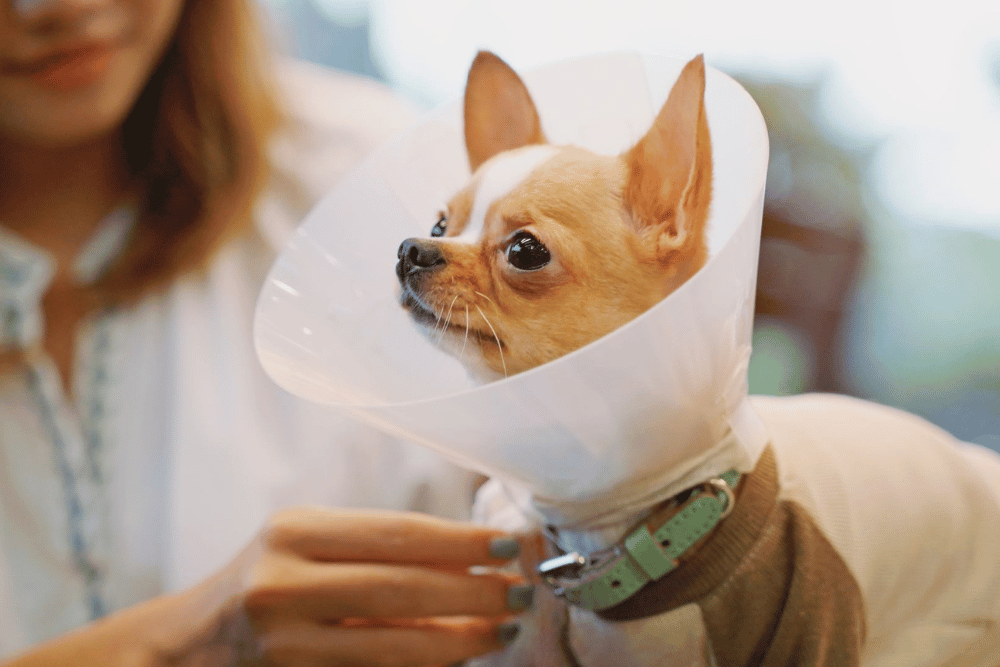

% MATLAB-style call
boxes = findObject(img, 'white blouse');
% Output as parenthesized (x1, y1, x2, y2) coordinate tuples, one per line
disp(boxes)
(0, 61, 476, 657)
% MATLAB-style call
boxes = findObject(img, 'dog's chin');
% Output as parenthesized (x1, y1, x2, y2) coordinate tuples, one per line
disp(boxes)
(399, 289, 510, 384)
(398, 290, 438, 326)
(399, 290, 464, 341)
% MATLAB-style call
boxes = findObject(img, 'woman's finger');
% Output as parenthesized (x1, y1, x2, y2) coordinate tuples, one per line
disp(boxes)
(246, 557, 534, 620)
(261, 507, 523, 567)
(255, 618, 520, 667)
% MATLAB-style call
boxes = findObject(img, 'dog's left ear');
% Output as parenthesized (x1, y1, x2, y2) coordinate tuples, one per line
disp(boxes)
(464, 51, 547, 172)
(623, 54, 712, 267)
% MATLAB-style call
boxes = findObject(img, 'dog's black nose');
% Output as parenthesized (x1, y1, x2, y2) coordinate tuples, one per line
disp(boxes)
(396, 238, 446, 281)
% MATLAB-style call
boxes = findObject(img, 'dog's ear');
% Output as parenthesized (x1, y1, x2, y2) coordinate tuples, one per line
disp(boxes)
(464, 51, 547, 172)
(623, 54, 712, 267)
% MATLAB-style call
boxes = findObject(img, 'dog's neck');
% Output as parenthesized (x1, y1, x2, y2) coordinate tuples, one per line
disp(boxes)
(542, 505, 661, 555)
(528, 442, 743, 556)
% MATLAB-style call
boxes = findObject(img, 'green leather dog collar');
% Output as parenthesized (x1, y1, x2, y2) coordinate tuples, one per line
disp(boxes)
(538, 470, 740, 611)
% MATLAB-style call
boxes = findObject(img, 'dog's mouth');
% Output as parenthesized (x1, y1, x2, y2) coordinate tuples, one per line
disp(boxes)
(398, 288, 506, 349)
(399, 289, 441, 326)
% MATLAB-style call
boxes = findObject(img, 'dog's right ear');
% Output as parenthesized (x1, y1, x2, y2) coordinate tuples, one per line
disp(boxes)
(464, 51, 547, 172)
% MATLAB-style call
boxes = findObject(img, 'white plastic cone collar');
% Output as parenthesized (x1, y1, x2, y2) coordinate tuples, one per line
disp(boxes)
(254, 52, 771, 505)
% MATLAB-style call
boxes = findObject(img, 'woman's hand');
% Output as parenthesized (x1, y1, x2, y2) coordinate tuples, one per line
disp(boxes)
(4, 508, 529, 667)
(161, 507, 531, 667)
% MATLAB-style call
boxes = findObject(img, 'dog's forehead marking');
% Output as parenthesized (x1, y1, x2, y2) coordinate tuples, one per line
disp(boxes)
(458, 145, 561, 241)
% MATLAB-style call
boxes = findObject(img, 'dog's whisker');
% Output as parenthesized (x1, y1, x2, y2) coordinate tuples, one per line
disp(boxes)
(428, 297, 444, 336)
(459, 304, 470, 362)
(438, 295, 459, 342)
(427, 294, 450, 338)
(476, 304, 507, 378)
(474, 291, 499, 312)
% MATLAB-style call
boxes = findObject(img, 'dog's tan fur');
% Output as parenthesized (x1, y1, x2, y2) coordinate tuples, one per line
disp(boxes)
(398, 51, 713, 379)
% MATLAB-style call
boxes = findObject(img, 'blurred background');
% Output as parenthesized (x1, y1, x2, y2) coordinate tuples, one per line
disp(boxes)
(257, 0, 1000, 451)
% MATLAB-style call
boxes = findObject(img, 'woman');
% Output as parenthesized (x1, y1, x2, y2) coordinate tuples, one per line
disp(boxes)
(0, 0, 529, 664)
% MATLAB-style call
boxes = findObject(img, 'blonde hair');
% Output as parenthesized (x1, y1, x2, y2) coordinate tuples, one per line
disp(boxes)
(97, 0, 282, 305)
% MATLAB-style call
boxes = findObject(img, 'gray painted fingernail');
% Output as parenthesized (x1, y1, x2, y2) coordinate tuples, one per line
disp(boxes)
(506, 584, 535, 611)
(13, 0, 49, 13)
(489, 536, 520, 560)
(496, 622, 521, 645)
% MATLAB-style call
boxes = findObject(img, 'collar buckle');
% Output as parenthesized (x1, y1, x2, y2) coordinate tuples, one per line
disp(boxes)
(536, 470, 740, 611)
(538, 551, 587, 582)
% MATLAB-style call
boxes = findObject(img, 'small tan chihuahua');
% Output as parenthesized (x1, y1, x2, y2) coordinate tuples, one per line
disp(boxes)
(394, 51, 717, 666)
(396, 51, 712, 381)
(393, 53, 1000, 667)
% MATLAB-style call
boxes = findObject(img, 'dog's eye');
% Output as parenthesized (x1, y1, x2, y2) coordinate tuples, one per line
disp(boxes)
(430, 214, 447, 237)
(506, 231, 550, 271)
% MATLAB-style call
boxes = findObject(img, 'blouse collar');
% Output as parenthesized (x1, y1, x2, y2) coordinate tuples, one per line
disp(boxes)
(0, 206, 133, 351)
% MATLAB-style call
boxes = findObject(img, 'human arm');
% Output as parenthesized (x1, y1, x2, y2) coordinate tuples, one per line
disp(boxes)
(3, 508, 529, 667)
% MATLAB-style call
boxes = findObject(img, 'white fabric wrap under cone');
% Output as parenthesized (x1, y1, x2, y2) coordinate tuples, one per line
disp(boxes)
(254, 52, 771, 511)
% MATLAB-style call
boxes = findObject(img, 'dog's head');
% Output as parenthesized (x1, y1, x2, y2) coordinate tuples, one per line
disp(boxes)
(396, 51, 712, 381)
